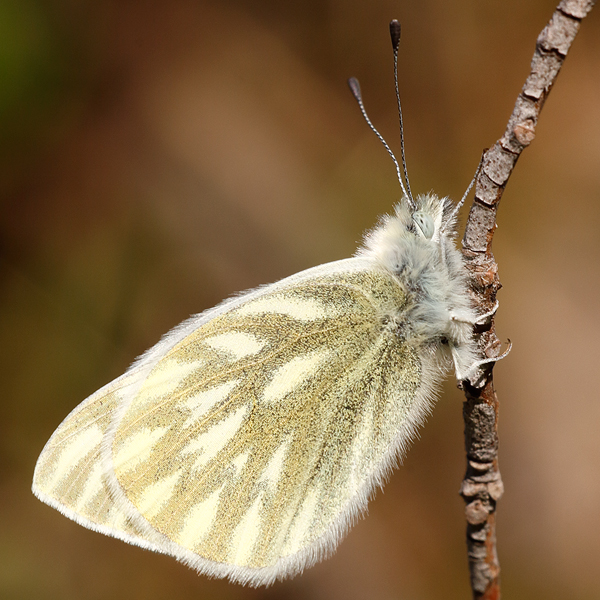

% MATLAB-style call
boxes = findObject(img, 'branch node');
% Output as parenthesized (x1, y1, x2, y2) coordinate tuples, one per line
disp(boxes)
(512, 119, 536, 146)
(460, 481, 488, 498)
(468, 460, 494, 473)
(465, 500, 491, 525)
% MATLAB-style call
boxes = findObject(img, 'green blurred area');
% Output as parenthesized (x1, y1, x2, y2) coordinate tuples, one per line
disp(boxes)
(0, 0, 86, 189)
(1, 1, 599, 599)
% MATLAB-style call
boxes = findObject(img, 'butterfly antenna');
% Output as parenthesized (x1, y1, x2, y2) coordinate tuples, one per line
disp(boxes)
(389, 20, 414, 208)
(348, 77, 414, 209)
(442, 150, 485, 234)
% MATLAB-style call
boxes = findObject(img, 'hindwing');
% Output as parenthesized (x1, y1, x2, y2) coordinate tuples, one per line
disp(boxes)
(33, 258, 434, 585)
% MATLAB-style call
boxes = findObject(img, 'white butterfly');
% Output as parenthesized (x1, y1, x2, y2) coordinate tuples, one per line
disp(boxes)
(32, 21, 494, 587)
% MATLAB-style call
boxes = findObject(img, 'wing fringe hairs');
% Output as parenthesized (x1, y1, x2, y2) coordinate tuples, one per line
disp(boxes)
(33, 195, 477, 586)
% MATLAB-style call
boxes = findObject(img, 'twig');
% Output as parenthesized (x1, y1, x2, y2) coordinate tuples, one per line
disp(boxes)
(459, 1, 596, 598)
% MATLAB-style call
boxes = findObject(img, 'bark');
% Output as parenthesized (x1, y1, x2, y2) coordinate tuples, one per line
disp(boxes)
(460, 1, 595, 598)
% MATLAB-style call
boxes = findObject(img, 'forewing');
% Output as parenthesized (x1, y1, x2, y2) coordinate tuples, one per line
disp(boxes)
(109, 265, 424, 584)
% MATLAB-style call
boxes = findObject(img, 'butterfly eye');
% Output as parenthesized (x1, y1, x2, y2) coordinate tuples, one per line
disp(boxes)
(412, 212, 435, 239)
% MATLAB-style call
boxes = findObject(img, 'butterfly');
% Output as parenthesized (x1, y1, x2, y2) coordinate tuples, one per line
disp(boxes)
(32, 20, 495, 587)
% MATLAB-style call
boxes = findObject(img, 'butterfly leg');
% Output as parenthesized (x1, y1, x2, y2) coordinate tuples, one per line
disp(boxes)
(473, 300, 500, 325)
(450, 300, 499, 327)
(453, 339, 512, 381)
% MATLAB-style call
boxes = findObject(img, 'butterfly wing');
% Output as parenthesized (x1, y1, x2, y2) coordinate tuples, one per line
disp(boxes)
(31, 368, 169, 553)
(33, 257, 435, 585)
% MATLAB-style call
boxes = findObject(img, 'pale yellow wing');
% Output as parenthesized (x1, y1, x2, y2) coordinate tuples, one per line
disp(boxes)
(34, 258, 436, 586)
(109, 265, 429, 584)
(32, 369, 169, 553)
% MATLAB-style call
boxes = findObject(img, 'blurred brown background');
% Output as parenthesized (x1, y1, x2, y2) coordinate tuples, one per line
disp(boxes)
(2, 1, 599, 599)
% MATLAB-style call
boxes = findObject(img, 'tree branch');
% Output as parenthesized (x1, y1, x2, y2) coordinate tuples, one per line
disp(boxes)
(459, 1, 595, 598)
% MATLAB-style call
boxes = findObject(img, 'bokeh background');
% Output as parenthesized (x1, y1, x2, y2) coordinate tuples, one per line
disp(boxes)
(2, 1, 599, 599)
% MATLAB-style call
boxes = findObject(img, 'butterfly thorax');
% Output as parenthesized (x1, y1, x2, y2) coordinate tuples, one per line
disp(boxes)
(358, 194, 476, 376)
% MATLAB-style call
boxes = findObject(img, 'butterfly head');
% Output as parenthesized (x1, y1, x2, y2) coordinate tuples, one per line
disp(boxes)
(358, 193, 458, 267)
(404, 193, 457, 243)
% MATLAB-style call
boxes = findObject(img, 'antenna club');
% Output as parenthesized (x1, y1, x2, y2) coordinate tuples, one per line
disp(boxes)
(389, 20, 401, 51)
(347, 77, 362, 102)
